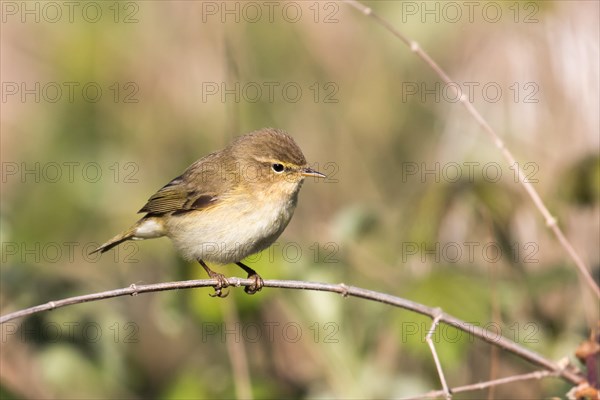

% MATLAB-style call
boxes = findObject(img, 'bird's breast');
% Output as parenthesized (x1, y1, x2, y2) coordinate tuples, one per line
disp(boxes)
(165, 192, 298, 264)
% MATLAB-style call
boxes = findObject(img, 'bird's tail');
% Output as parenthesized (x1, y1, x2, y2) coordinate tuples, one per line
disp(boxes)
(90, 217, 166, 255)
(89, 228, 137, 255)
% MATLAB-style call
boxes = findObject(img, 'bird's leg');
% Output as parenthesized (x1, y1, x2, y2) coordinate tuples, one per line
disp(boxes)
(199, 259, 229, 298)
(236, 262, 264, 294)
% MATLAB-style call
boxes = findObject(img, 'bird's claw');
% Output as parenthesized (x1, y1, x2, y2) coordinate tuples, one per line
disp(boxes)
(208, 272, 230, 298)
(244, 273, 264, 295)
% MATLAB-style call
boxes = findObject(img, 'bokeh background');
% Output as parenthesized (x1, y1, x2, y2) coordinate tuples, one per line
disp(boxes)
(1, 1, 598, 398)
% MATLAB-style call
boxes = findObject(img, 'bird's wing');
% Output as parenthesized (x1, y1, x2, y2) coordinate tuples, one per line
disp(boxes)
(138, 154, 229, 216)
(137, 175, 219, 215)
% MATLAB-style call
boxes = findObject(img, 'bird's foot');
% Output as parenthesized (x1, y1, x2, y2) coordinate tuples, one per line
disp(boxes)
(208, 271, 230, 298)
(244, 272, 264, 295)
(199, 260, 230, 298)
(235, 262, 264, 295)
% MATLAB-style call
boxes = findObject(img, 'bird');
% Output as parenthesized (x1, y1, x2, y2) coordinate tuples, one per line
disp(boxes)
(90, 128, 326, 296)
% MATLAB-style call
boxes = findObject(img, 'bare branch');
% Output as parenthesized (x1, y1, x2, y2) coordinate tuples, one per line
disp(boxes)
(405, 370, 556, 399)
(0, 277, 584, 385)
(222, 300, 253, 400)
(342, 0, 599, 299)
(426, 310, 451, 399)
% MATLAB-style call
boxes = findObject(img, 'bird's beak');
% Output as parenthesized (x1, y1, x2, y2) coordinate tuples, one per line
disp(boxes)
(301, 167, 326, 178)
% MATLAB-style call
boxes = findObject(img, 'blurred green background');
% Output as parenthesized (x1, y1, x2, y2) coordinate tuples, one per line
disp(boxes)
(1, 1, 598, 398)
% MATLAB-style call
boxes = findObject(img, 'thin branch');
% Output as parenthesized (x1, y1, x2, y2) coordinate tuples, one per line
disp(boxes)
(222, 299, 253, 400)
(404, 370, 556, 399)
(342, 0, 600, 299)
(0, 277, 584, 385)
(485, 213, 501, 400)
(426, 310, 452, 399)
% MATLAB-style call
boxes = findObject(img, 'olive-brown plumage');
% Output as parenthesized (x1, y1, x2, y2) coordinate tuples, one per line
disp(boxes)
(91, 128, 325, 296)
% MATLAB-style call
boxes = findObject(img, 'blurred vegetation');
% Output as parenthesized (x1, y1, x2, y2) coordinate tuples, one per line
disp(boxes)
(1, 1, 598, 399)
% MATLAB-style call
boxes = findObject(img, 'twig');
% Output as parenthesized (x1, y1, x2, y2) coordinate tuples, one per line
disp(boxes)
(425, 310, 452, 399)
(404, 370, 556, 399)
(342, 0, 600, 299)
(222, 299, 253, 400)
(485, 211, 501, 400)
(0, 277, 584, 385)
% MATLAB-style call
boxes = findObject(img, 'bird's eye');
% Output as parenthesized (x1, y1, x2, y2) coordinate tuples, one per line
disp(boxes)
(271, 163, 285, 173)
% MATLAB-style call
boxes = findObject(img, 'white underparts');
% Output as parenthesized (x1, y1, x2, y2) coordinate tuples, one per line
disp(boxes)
(135, 218, 165, 239)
